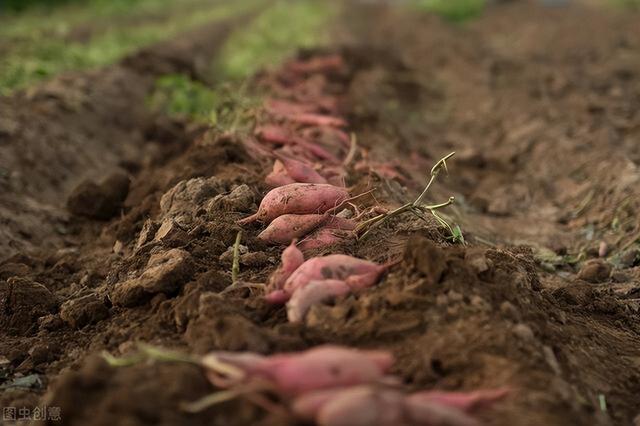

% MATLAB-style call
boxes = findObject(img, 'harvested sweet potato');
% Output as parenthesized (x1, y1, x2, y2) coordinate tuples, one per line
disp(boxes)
(238, 183, 348, 225)
(297, 228, 350, 252)
(265, 98, 319, 116)
(315, 386, 406, 426)
(267, 240, 305, 290)
(287, 54, 345, 74)
(284, 112, 347, 128)
(274, 152, 327, 184)
(258, 213, 329, 245)
(286, 279, 351, 322)
(283, 254, 384, 296)
(265, 159, 296, 187)
(262, 345, 393, 394)
(406, 388, 510, 413)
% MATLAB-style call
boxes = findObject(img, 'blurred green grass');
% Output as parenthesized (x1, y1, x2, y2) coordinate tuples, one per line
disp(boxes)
(215, 0, 333, 80)
(415, 0, 486, 22)
(0, 0, 263, 94)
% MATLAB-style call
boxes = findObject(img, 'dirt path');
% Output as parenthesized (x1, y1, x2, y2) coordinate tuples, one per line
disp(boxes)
(1, 2, 640, 426)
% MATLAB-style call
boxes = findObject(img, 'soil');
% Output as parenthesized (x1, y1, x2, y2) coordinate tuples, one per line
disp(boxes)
(2, 2, 640, 426)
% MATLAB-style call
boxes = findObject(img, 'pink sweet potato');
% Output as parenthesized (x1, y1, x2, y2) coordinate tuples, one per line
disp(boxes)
(258, 213, 329, 245)
(286, 279, 351, 322)
(287, 54, 345, 74)
(407, 388, 509, 413)
(267, 240, 305, 291)
(283, 254, 384, 296)
(265, 98, 319, 116)
(265, 159, 296, 187)
(316, 386, 405, 426)
(238, 183, 349, 225)
(274, 152, 327, 184)
(297, 228, 350, 252)
(262, 346, 393, 394)
(403, 398, 479, 426)
(284, 112, 347, 128)
(255, 124, 294, 145)
(294, 136, 342, 164)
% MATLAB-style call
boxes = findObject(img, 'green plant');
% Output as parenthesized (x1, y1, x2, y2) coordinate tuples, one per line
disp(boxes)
(148, 74, 217, 122)
(215, 0, 332, 80)
(415, 0, 485, 22)
(356, 152, 464, 243)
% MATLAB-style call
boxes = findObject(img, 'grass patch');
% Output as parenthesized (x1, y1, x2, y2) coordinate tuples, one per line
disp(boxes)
(148, 74, 218, 122)
(610, 0, 640, 9)
(214, 0, 333, 80)
(0, 0, 264, 94)
(415, 0, 485, 22)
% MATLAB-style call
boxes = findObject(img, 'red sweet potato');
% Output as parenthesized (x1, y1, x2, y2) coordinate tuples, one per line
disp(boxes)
(265, 98, 319, 116)
(315, 386, 405, 426)
(287, 54, 345, 74)
(403, 398, 479, 426)
(285, 113, 347, 128)
(286, 279, 351, 322)
(261, 345, 393, 394)
(238, 183, 349, 225)
(265, 159, 296, 187)
(407, 388, 509, 413)
(283, 254, 384, 296)
(255, 124, 294, 145)
(274, 152, 327, 184)
(267, 240, 305, 291)
(297, 228, 350, 252)
(258, 213, 329, 245)
(294, 136, 342, 164)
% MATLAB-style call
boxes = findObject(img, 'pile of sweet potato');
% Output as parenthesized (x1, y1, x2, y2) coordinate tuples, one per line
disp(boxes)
(201, 345, 508, 426)
(227, 54, 508, 424)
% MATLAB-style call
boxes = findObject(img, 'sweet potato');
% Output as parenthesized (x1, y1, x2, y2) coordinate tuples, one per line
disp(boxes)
(297, 228, 350, 252)
(285, 113, 347, 128)
(274, 152, 327, 184)
(406, 388, 509, 413)
(286, 279, 351, 322)
(265, 98, 319, 116)
(265, 159, 296, 187)
(316, 386, 405, 426)
(403, 398, 479, 426)
(238, 183, 348, 225)
(283, 254, 384, 296)
(255, 124, 294, 145)
(267, 240, 305, 290)
(262, 345, 393, 394)
(258, 213, 329, 245)
(294, 136, 342, 164)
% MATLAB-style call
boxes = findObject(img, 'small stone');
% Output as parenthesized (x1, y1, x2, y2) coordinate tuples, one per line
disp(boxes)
(113, 240, 124, 255)
(512, 323, 535, 341)
(577, 259, 611, 283)
(59, 293, 109, 329)
(240, 252, 269, 267)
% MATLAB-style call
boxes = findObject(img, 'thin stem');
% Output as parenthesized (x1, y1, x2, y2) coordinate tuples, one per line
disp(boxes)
(231, 230, 243, 284)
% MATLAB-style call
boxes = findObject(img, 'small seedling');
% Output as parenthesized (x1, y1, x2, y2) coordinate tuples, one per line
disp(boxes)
(231, 230, 243, 284)
(355, 152, 462, 242)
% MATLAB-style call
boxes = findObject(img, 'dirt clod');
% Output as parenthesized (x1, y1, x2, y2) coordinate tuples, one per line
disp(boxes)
(67, 171, 130, 220)
(1, 277, 58, 336)
(577, 259, 612, 283)
(111, 249, 193, 307)
(59, 293, 110, 329)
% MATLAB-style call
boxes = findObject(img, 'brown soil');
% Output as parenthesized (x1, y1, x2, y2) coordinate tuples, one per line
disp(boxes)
(2, 2, 640, 426)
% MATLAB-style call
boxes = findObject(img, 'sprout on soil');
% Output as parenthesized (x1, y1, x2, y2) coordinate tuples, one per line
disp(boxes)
(355, 152, 463, 243)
